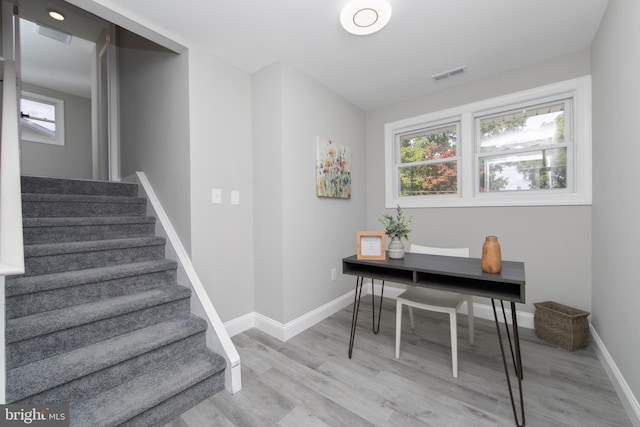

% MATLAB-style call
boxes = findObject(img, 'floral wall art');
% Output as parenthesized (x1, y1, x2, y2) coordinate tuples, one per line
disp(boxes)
(316, 138, 351, 199)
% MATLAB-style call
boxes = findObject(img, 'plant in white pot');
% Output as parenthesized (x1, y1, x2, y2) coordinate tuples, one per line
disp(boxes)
(378, 205, 412, 259)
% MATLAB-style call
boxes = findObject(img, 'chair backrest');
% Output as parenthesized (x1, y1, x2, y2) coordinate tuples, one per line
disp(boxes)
(409, 244, 469, 258)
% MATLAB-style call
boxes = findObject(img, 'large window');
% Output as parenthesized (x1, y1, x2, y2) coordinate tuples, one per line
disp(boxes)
(476, 99, 571, 193)
(20, 92, 65, 146)
(384, 76, 591, 207)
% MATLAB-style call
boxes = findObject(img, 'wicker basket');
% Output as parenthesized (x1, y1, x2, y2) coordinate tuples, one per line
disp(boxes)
(534, 301, 590, 351)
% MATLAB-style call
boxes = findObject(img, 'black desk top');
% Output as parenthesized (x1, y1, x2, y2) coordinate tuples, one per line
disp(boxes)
(342, 253, 526, 303)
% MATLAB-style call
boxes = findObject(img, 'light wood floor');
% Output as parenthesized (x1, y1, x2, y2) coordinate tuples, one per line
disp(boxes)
(164, 297, 632, 426)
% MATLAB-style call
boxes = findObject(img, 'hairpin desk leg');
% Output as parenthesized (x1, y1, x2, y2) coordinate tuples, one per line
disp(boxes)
(492, 299, 525, 426)
(371, 280, 385, 334)
(348, 276, 364, 359)
(348, 277, 385, 358)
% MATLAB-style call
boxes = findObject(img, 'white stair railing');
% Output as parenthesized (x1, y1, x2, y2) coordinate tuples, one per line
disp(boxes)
(0, 57, 24, 403)
(134, 172, 241, 394)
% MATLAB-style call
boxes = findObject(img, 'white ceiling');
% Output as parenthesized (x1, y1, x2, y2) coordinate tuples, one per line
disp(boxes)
(20, 19, 95, 98)
(23, 0, 610, 110)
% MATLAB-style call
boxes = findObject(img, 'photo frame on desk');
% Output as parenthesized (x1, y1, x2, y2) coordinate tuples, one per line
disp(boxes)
(356, 231, 386, 260)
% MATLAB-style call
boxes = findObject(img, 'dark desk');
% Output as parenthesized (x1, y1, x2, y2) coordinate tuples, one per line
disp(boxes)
(343, 253, 526, 426)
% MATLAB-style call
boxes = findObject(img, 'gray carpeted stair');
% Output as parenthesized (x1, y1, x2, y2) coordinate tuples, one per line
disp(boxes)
(6, 176, 226, 426)
(23, 216, 157, 244)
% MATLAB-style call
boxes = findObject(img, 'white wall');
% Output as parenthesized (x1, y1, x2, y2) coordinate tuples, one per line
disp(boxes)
(253, 61, 366, 324)
(365, 51, 593, 314)
(188, 48, 255, 322)
(118, 44, 192, 253)
(20, 83, 92, 179)
(591, 0, 640, 408)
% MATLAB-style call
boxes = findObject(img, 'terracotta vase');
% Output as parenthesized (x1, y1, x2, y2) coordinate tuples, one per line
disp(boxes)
(481, 235, 502, 273)
(387, 236, 405, 259)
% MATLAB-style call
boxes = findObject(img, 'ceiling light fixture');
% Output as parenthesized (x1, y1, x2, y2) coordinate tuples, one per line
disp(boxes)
(47, 9, 65, 21)
(340, 0, 392, 36)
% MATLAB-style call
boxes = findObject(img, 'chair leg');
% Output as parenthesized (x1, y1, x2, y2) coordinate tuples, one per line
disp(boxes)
(467, 298, 475, 346)
(450, 311, 458, 378)
(395, 301, 402, 359)
(408, 306, 416, 329)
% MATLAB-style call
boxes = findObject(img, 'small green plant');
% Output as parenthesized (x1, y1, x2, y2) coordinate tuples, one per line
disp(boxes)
(378, 205, 412, 240)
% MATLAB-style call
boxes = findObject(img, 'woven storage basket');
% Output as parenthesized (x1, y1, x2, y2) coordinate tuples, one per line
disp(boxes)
(534, 301, 590, 351)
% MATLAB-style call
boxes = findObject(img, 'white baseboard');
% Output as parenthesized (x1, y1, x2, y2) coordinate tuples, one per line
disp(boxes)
(225, 281, 534, 343)
(224, 312, 256, 338)
(590, 326, 640, 427)
(225, 289, 357, 341)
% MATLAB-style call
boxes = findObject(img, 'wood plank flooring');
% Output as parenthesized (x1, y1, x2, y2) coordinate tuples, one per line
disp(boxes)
(164, 297, 632, 426)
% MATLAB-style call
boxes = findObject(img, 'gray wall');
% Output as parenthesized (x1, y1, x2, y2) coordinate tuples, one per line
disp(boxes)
(253, 61, 366, 323)
(20, 83, 92, 179)
(591, 0, 640, 407)
(187, 48, 255, 322)
(365, 51, 593, 314)
(118, 45, 191, 253)
(252, 62, 284, 321)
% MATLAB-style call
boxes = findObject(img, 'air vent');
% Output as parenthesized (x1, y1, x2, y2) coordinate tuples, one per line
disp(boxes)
(431, 66, 466, 82)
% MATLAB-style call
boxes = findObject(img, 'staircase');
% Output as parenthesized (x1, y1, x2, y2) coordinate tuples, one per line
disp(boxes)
(6, 176, 226, 426)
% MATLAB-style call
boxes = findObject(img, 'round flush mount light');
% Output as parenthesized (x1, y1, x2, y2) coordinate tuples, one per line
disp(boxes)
(340, 0, 392, 36)
(47, 9, 65, 21)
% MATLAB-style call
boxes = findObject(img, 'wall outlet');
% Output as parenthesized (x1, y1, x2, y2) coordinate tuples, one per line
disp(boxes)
(331, 268, 337, 281)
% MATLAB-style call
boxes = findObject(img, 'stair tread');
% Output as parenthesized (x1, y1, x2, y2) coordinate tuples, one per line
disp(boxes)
(6, 260, 177, 297)
(22, 193, 146, 204)
(6, 286, 192, 343)
(23, 216, 155, 227)
(21, 176, 138, 197)
(7, 315, 208, 402)
(71, 351, 224, 427)
(23, 236, 166, 257)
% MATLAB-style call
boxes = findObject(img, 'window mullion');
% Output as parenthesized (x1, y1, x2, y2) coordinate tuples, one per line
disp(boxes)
(460, 112, 474, 198)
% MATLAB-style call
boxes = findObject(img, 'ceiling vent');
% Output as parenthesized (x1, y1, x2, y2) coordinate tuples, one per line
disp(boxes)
(431, 66, 466, 82)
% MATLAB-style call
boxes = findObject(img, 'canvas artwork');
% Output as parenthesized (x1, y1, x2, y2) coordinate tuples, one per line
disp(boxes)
(316, 138, 351, 199)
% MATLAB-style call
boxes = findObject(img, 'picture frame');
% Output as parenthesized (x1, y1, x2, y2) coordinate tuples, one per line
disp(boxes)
(316, 137, 351, 199)
(356, 231, 386, 260)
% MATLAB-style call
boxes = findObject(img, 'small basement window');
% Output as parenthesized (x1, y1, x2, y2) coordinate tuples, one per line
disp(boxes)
(20, 91, 65, 146)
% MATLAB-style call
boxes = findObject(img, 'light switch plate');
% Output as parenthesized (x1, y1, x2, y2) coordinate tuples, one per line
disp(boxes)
(212, 188, 222, 204)
(231, 190, 240, 205)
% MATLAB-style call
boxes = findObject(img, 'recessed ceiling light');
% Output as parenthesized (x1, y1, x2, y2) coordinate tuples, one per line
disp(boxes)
(340, 0, 392, 36)
(48, 9, 65, 21)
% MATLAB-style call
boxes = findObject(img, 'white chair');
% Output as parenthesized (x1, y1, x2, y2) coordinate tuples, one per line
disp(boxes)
(395, 244, 474, 378)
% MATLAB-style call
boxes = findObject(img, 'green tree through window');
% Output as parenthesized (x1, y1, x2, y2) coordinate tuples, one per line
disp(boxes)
(399, 125, 458, 196)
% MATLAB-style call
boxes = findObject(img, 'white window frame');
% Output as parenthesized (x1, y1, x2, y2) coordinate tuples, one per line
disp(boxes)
(20, 91, 65, 146)
(384, 76, 592, 208)
(394, 119, 461, 198)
